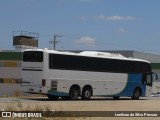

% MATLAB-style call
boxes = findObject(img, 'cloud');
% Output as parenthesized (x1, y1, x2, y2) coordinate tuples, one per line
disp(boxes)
(75, 37, 96, 46)
(94, 14, 135, 21)
(79, 16, 86, 21)
(117, 28, 126, 34)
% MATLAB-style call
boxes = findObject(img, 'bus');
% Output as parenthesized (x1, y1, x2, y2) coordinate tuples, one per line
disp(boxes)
(21, 49, 157, 100)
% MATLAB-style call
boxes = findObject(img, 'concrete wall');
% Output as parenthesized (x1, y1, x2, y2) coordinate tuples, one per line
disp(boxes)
(0, 84, 21, 96)
(0, 52, 22, 96)
(0, 61, 21, 84)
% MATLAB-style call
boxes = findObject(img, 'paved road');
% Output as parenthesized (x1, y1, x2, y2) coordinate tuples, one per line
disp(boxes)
(0, 96, 159, 103)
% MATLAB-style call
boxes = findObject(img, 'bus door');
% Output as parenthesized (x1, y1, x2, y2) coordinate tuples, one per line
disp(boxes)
(142, 73, 152, 96)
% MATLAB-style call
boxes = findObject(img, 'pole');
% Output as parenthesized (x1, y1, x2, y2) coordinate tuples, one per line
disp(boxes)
(53, 34, 63, 50)
(54, 34, 56, 50)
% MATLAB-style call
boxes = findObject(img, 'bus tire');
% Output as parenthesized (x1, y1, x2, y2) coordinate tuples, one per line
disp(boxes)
(113, 96, 120, 100)
(131, 88, 140, 100)
(69, 86, 80, 100)
(47, 95, 59, 100)
(81, 87, 92, 100)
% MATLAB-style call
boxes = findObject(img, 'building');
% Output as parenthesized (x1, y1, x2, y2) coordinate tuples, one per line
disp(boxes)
(0, 51, 22, 96)
(0, 31, 38, 96)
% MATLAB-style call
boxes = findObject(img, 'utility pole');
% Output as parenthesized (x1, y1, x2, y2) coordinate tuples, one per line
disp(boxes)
(50, 34, 63, 50)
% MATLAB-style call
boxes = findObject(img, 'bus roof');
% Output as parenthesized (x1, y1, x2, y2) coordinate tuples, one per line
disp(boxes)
(24, 48, 150, 63)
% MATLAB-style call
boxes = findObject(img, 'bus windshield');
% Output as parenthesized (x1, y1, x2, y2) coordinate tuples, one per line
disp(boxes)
(23, 51, 43, 62)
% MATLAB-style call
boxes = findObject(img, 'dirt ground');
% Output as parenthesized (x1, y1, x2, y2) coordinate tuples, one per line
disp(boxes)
(0, 97, 160, 120)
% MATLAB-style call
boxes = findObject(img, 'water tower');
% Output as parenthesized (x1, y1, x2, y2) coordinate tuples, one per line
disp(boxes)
(13, 31, 39, 51)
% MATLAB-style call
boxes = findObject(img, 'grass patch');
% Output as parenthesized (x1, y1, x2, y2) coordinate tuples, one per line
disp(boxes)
(0, 100, 78, 120)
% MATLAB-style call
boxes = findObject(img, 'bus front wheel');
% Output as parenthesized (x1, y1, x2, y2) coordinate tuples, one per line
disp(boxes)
(131, 88, 141, 100)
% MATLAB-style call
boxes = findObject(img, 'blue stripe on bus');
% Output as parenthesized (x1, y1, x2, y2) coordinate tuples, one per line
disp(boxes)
(113, 74, 146, 97)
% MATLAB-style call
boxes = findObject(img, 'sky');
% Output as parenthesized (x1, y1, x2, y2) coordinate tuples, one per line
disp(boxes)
(0, 0, 160, 54)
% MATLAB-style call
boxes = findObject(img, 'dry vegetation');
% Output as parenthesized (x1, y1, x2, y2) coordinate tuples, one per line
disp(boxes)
(0, 97, 160, 120)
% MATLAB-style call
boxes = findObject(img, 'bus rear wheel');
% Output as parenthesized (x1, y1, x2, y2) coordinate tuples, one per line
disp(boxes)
(69, 86, 80, 100)
(81, 87, 92, 100)
(131, 88, 140, 100)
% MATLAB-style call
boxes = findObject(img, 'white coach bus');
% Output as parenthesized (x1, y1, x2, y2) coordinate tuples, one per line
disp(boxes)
(21, 49, 157, 100)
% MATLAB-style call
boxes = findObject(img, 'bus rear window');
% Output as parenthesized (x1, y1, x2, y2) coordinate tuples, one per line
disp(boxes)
(23, 51, 43, 62)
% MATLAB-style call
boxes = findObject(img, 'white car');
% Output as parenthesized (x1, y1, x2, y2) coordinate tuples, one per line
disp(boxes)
(151, 92, 160, 97)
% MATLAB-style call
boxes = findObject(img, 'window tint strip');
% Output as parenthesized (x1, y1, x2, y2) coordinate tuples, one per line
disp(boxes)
(23, 51, 43, 62)
(49, 54, 151, 74)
